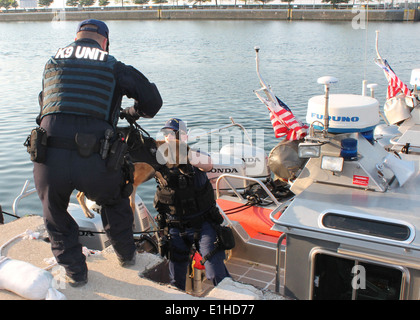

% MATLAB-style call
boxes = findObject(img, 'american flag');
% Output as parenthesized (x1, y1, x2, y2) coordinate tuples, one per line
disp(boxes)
(375, 59, 412, 99)
(267, 96, 308, 141)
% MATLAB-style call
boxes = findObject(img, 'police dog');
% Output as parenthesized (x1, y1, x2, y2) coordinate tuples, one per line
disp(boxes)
(76, 127, 189, 218)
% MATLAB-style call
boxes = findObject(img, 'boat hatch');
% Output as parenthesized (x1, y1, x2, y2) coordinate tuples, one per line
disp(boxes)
(321, 212, 412, 242)
(311, 250, 408, 300)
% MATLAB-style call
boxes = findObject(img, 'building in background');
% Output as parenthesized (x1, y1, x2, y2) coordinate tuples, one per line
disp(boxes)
(19, 0, 37, 7)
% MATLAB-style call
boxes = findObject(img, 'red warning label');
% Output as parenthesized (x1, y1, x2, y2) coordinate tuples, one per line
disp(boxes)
(353, 175, 369, 186)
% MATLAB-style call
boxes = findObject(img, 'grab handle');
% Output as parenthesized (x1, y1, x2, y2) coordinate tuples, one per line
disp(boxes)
(12, 180, 37, 217)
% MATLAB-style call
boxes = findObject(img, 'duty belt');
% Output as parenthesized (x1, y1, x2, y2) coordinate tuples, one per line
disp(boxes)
(47, 134, 101, 158)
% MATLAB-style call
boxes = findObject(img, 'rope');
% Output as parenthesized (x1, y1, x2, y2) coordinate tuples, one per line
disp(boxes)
(81, 229, 161, 235)
(0, 232, 26, 257)
(224, 203, 253, 215)
(0, 208, 20, 220)
(223, 194, 264, 215)
(0, 230, 58, 271)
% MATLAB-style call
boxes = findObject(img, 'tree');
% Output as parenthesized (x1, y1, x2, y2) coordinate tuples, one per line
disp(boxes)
(281, 0, 294, 8)
(38, 0, 54, 6)
(98, 0, 109, 6)
(193, 0, 211, 6)
(321, 0, 350, 8)
(80, 0, 94, 6)
(255, 0, 274, 5)
(114, 0, 131, 6)
(133, 0, 148, 4)
(66, 0, 79, 6)
(0, 0, 16, 9)
(152, 0, 168, 3)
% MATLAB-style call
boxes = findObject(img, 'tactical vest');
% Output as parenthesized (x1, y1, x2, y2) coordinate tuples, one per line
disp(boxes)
(154, 166, 215, 218)
(41, 40, 117, 125)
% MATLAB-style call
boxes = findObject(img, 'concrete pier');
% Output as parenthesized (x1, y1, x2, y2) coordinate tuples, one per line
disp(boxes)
(0, 8, 418, 22)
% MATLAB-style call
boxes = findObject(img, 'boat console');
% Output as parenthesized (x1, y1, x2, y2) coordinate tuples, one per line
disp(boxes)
(267, 74, 420, 300)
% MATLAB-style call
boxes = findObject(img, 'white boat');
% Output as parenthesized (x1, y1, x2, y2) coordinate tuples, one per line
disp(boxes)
(214, 41, 420, 299)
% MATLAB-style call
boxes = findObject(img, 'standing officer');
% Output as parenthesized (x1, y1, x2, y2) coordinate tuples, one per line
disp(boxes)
(32, 19, 162, 287)
(154, 118, 230, 290)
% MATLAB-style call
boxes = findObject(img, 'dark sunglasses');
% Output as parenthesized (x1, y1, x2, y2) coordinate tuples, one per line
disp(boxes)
(162, 129, 177, 136)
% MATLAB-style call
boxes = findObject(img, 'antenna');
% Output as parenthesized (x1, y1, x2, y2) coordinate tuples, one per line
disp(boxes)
(317, 76, 338, 133)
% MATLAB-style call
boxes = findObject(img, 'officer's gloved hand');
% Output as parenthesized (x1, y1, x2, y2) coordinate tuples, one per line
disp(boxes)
(120, 106, 140, 124)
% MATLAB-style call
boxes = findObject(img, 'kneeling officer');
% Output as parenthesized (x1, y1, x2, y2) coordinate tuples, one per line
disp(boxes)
(154, 118, 231, 290)
(30, 19, 162, 287)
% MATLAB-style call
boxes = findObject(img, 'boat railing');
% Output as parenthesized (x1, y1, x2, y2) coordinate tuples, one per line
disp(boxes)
(216, 173, 291, 295)
(269, 199, 294, 225)
(188, 117, 254, 146)
(12, 180, 37, 218)
(390, 135, 420, 150)
(215, 173, 280, 206)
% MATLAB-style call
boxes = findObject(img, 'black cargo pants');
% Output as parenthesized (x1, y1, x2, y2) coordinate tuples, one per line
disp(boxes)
(33, 115, 136, 281)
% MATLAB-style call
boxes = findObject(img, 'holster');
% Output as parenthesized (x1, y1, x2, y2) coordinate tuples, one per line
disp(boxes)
(75, 133, 98, 158)
(121, 157, 134, 198)
(159, 235, 170, 258)
(156, 212, 168, 230)
(106, 135, 128, 171)
(200, 224, 235, 266)
(24, 127, 48, 163)
(215, 225, 235, 250)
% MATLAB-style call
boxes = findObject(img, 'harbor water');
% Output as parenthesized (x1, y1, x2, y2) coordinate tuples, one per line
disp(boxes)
(0, 19, 419, 223)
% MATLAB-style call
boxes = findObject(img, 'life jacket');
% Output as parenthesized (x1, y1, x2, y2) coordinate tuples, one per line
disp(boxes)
(154, 166, 215, 219)
(40, 39, 118, 125)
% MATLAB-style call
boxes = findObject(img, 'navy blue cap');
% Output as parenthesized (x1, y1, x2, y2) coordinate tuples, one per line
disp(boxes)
(77, 19, 109, 39)
(161, 118, 187, 134)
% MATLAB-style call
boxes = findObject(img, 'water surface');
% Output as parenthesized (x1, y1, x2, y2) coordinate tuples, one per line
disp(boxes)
(0, 19, 419, 222)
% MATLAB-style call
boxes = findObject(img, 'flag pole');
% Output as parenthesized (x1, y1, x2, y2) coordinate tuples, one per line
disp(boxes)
(375, 30, 384, 63)
(375, 30, 389, 81)
(254, 47, 308, 141)
(254, 47, 289, 133)
(254, 46, 277, 103)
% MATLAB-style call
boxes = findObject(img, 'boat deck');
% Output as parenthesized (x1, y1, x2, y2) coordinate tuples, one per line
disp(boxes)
(213, 193, 287, 296)
(142, 255, 283, 297)
(225, 257, 280, 293)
